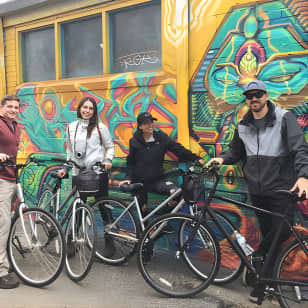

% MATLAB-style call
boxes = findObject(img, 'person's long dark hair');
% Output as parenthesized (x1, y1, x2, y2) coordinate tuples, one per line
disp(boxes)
(77, 97, 99, 138)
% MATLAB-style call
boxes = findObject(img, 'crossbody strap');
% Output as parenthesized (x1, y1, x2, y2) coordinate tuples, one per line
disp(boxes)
(67, 122, 103, 146)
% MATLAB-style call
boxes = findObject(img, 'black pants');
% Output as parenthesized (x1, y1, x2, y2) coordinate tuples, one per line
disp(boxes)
(250, 195, 295, 258)
(137, 180, 178, 212)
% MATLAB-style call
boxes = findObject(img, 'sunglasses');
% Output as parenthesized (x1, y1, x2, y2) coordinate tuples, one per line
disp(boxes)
(244, 91, 266, 100)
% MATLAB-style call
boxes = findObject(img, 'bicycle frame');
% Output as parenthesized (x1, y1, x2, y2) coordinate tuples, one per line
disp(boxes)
(106, 187, 185, 240)
(41, 182, 85, 240)
(193, 170, 308, 303)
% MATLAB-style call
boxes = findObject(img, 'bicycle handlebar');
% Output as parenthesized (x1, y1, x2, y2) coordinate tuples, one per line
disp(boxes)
(276, 189, 306, 202)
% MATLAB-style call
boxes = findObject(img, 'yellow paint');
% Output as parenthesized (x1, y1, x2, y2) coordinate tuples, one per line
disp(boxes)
(176, 0, 190, 147)
(102, 11, 109, 74)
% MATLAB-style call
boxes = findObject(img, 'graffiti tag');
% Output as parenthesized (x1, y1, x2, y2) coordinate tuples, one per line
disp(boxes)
(117, 51, 160, 69)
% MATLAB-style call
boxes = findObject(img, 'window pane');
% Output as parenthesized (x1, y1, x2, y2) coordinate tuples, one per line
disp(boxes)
(61, 15, 103, 78)
(21, 27, 55, 82)
(111, 2, 161, 73)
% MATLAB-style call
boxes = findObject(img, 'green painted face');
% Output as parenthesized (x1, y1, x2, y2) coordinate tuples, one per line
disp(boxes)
(192, 1, 308, 106)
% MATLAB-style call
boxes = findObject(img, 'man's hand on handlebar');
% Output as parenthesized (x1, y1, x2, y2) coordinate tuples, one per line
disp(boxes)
(119, 179, 131, 186)
(290, 177, 308, 199)
(0, 153, 9, 162)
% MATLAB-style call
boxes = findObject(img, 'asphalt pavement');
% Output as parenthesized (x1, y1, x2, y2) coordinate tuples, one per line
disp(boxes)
(0, 257, 281, 308)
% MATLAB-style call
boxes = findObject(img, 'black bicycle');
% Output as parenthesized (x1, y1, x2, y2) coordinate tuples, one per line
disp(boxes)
(137, 163, 308, 306)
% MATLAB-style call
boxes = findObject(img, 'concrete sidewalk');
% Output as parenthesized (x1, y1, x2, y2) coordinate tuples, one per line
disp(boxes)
(0, 259, 279, 308)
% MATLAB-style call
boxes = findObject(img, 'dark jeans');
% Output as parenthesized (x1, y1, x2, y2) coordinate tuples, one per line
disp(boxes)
(250, 194, 295, 258)
(137, 180, 178, 213)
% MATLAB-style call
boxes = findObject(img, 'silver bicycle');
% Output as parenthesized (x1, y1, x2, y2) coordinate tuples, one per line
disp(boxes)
(2, 156, 66, 287)
(36, 158, 97, 282)
(91, 165, 242, 284)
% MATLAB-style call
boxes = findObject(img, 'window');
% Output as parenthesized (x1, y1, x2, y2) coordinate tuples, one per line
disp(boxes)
(110, 1, 161, 73)
(21, 26, 55, 82)
(61, 15, 103, 78)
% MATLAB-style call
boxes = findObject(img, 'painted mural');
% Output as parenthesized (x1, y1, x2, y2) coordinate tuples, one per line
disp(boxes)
(6, 0, 308, 279)
(16, 72, 177, 158)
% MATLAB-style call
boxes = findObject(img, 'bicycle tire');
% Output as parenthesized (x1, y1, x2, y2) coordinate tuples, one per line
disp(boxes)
(37, 187, 56, 216)
(65, 201, 97, 282)
(201, 210, 243, 284)
(8, 208, 66, 287)
(137, 213, 220, 298)
(91, 197, 140, 265)
(274, 235, 308, 308)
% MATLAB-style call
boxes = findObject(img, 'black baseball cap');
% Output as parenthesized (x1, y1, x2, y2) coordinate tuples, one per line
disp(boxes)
(137, 112, 157, 126)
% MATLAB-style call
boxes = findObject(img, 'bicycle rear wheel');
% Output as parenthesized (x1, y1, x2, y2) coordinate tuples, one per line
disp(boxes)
(274, 235, 308, 307)
(91, 198, 140, 265)
(8, 208, 66, 287)
(137, 213, 220, 298)
(65, 202, 97, 282)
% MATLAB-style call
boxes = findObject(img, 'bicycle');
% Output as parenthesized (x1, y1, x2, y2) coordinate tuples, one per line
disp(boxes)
(1, 156, 66, 287)
(36, 158, 97, 282)
(90, 164, 243, 284)
(136, 162, 308, 305)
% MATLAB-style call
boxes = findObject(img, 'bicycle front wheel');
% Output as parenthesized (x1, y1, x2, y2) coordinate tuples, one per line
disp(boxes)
(137, 213, 220, 298)
(65, 202, 97, 282)
(274, 235, 308, 308)
(91, 198, 140, 265)
(8, 208, 66, 287)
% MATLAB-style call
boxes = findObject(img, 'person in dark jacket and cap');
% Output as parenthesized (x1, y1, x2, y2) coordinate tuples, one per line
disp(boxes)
(120, 111, 204, 215)
(207, 79, 308, 302)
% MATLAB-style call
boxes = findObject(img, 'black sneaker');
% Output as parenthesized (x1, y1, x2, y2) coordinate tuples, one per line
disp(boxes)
(142, 242, 154, 264)
(249, 286, 277, 304)
(0, 273, 19, 289)
(101, 237, 115, 258)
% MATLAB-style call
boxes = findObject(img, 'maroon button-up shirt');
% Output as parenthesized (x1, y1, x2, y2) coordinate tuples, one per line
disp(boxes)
(0, 116, 20, 180)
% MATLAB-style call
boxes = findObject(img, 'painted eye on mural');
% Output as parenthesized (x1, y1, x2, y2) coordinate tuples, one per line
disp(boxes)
(214, 70, 238, 85)
(268, 73, 295, 83)
(259, 60, 303, 84)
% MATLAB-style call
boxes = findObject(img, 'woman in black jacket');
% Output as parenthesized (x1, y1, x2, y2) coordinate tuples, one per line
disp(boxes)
(120, 112, 204, 215)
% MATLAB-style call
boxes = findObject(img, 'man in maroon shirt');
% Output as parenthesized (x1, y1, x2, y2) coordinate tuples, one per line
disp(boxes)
(0, 95, 20, 288)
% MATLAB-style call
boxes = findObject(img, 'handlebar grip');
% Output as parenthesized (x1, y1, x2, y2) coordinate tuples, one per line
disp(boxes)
(276, 189, 306, 202)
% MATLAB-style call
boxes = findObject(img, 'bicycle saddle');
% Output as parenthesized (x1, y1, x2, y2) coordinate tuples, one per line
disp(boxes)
(120, 183, 143, 194)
